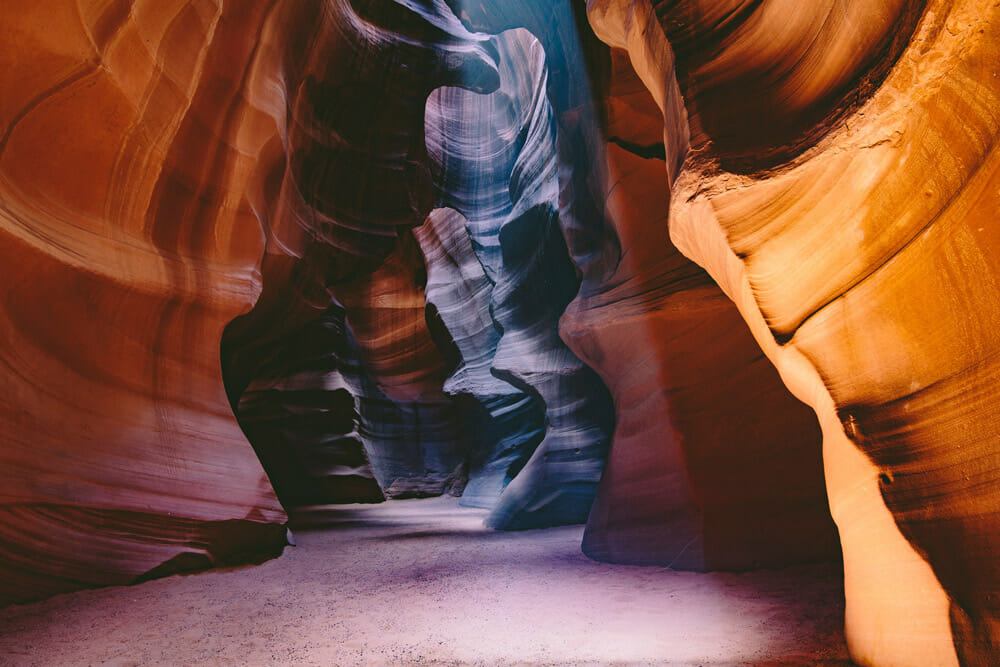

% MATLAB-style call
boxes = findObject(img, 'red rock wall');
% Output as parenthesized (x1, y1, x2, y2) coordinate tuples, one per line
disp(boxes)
(0, 0, 844, 595)
(7, 5, 999, 666)
(0, 1, 289, 604)
(571, 141, 839, 570)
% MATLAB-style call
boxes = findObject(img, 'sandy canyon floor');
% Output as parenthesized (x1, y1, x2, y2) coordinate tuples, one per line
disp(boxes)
(0, 497, 851, 665)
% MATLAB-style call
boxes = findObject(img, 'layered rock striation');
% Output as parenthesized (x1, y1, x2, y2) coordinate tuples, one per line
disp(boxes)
(1, 0, 505, 602)
(446, 0, 840, 570)
(423, 27, 615, 528)
(0, 0, 291, 605)
(5, 5, 999, 667)
(413, 208, 545, 510)
(589, 0, 1000, 663)
(231, 302, 384, 508)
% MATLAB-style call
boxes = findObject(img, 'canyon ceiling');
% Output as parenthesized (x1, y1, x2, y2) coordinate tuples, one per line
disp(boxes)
(2, 1, 999, 665)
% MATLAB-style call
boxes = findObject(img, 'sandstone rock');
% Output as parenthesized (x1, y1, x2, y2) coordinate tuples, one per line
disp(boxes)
(445, 0, 840, 572)
(232, 302, 384, 507)
(425, 27, 615, 528)
(589, 0, 1000, 663)
(413, 208, 545, 509)
(571, 142, 839, 570)
(5, 6, 999, 666)
(0, 0, 500, 603)
(222, 0, 507, 505)
(0, 0, 289, 605)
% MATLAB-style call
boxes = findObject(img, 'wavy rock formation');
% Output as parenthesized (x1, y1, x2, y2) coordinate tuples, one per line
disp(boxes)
(445, 0, 839, 569)
(569, 99, 839, 569)
(0, 0, 290, 605)
(222, 0, 505, 505)
(329, 234, 469, 498)
(425, 28, 615, 528)
(0, 0, 501, 603)
(589, 0, 1000, 664)
(413, 208, 544, 509)
(233, 302, 384, 508)
(6, 4, 1000, 666)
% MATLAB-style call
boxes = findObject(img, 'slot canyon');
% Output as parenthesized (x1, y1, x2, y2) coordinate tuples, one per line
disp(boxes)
(1, 0, 998, 664)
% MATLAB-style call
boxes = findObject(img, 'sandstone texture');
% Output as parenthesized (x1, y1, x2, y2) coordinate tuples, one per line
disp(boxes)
(588, 0, 1000, 663)
(0, 0, 290, 605)
(3, 3, 999, 665)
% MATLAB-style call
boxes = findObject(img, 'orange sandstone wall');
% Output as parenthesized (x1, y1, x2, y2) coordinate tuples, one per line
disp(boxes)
(0, 1, 288, 604)
(6, 7, 996, 667)
(564, 51, 839, 570)
(589, 0, 1000, 663)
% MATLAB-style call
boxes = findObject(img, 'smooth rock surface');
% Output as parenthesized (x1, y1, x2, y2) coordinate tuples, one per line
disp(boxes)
(588, 0, 1000, 663)
(6, 7, 998, 667)
(425, 27, 615, 529)
(0, 0, 290, 605)
(445, 0, 840, 571)
(413, 208, 544, 509)
(232, 303, 384, 507)
(2, 0, 502, 603)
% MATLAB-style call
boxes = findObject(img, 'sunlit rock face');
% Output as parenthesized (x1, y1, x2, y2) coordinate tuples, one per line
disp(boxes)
(413, 208, 545, 510)
(588, 0, 1000, 664)
(7, 4, 997, 665)
(573, 99, 839, 571)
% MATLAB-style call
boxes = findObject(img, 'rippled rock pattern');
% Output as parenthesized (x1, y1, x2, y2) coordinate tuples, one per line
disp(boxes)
(413, 208, 544, 509)
(571, 69, 839, 570)
(0, 0, 291, 605)
(589, 0, 1000, 664)
(219, 0, 510, 508)
(5, 3, 1000, 665)
(444, 0, 838, 571)
(426, 27, 615, 529)
(0, 0, 502, 604)
(328, 233, 470, 499)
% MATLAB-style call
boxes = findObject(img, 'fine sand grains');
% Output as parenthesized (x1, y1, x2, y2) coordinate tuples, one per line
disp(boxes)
(0, 497, 851, 666)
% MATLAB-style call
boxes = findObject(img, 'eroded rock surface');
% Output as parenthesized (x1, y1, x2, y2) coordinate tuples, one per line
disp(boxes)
(424, 28, 615, 528)
(5, 6, 998, 666)
(589, 0, 1000, 663)
(414, 208, 544, 509)
(1, 0, 500, 602)
(0, 0, 290, 605)
(446, 0, 840, 570)
(232, 302, 384, 507)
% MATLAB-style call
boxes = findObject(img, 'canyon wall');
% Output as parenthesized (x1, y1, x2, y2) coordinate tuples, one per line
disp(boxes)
(5, 3, 998, 665)
(588, 0, 1000, 664)
(0, 0, 291, 605)
(442, 0, 839, 577)
(1, 0, 502, 603)
(0, 0, 617, 603)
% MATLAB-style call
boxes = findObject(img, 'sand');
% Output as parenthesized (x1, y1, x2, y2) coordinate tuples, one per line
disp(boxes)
(0, 497, 851, 666)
